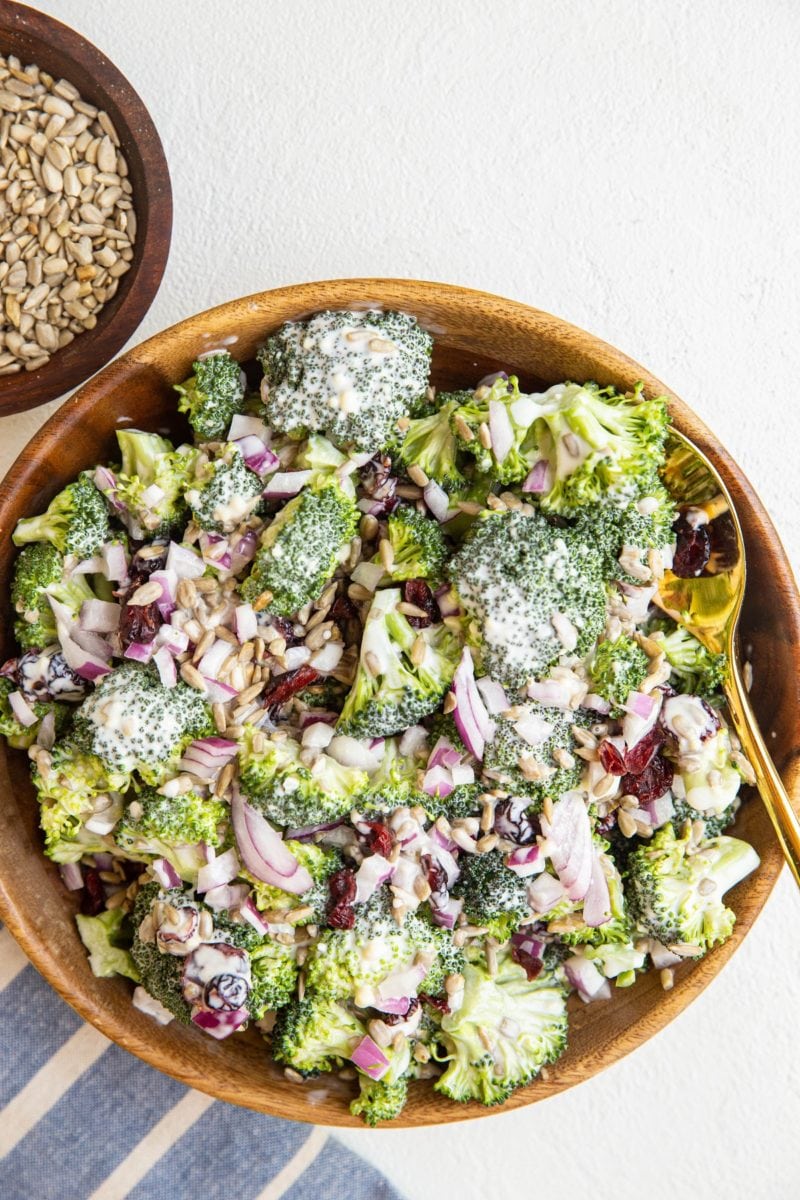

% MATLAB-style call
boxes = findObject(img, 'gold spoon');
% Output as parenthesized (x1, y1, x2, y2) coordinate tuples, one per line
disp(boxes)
(657, 427, 800, 886)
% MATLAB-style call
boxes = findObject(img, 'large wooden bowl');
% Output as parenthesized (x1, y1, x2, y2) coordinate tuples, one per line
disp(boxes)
(0, 279, 798, 1127)
(0, 1, 172, 415)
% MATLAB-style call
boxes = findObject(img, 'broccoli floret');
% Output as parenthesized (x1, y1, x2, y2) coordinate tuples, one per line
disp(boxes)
(11, 542, 110, 652)
(588, 635, 650, 717)
(374, 505, 449, 585)
(647, 617, 727, 698)
(130, 883, 192, 1023)
(626, 823, 759, 952)
(238, 727, 368, 829)
(114, 786, 227, 874)
(671, 797, 739, 840)
(272, 994, 366, 1076)
(337, 587, 462, 738)
(669, 725, 743, 824)
(395, 392, 469, 492)
(296, 677, 350, 711)
(351, 1074, 410, 1126)
(241, 478, 357, 615)
(97, 431, 197, 539)
(483, 705, 589, 805)
(185, 446, 264, 533)
(32, 740, 131, 851)
(360, 736, 427, 812)
(174, 350, 247, 441)
(293, 434, 355, 489)
(259, 310, 432, 453)
(0, 677, 69, 750)
(304, 891, 449, 999)
(575, 483, 677, 585)
(520, 381, 669, 516)
(75, 908, 139, 981)
(13, 471, 110, 561)
(451, 851, 529, 941)
(248, 939, 300, 1018)
(247, 841, 343, 921)
(449, 377, 537, 485)
(70, 662, 214, 778)
(432, 947, 568, 1105)
(448, 509, 606, 689)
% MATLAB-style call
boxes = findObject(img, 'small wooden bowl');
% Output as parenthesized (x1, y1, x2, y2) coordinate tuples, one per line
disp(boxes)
(0, 1, 171, 416)
(0, 279, 798, 1127)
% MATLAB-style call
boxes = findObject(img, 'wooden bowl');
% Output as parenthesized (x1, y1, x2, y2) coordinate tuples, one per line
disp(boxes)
(0, 0, 171, 416)
(1, 279, 798, 1127)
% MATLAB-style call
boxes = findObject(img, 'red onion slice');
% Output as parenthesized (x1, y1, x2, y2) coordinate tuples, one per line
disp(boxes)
(197, 847, 240, 894)
(582, 852, 612, 927)
(165, 542, 205, 580)
(522, 459, 552, 494)
(198, 639, 230, 680)
(124, 641, 156, 664)
(152, 858, 181, 889)
(239, 896, 270, 935)
(488, 399, 514, 465)
(451, 648, 494, 761)
(79, 599, 121, 633)
(427, 737, 462, 772)
(47, 596, 111, 681)
(543, 792, 593, 901)
(231, 791, 313, 893)
(564, 955, 612, 1003)
(423, 765, 454, 797)
(355, 853, 395, 903)
(203, 881, 250, 912)
(232, 435, 280, 478)
(59, 862, 83, 890)
(506, 844, 545, 877)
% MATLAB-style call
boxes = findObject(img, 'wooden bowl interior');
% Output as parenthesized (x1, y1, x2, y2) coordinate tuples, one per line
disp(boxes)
(0, 0, 171, 415)
(0, 279, 797, 1127)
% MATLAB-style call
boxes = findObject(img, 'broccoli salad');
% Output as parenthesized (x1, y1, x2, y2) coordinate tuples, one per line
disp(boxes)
(1, 311, 760, 1125)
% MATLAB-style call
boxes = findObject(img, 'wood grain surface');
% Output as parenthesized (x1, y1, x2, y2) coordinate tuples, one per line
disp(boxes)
(0, 0, 171, 415)
(0, 279, 797, 1127)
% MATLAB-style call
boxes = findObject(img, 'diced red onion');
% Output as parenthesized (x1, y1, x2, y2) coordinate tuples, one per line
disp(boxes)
(309, 641, 343, 673)
(8, 689, 37, 727)
(198, 639, 230, 680)
(528, 871, 567, 914)
(450, 763, 475, 785)
(230, 530, 258, 575)
(506, 844, 545, 877)
(357, 498, 387, 516)
(202, 882, 250, 912)
(262, 470, 312, 500)
(93, 853, 114, 870)
(350, 561, 386, 592)
(373, 962, 427, 1013)
(522, 459, 552, 494)
(349, 1035, 390, 1081)
(197, 847, 240, 894)
(158, 624, 190, 654)
(623, 690, 662, 750)
(153, 646, 178, 688)
(564, 955, 612, 1003)
(475, 676, 509, 715)
(199, 532, 232, 571)
(435, 586, 461, 618)
(542, 791, 593, 901)
(166, 541, 205, 579)
(231, 791, 313, 893)
(399, 725, 427, 757)
(488, 399, 514, 465)
(527, 677, 576, 708)
(511, 931, 546, 961)
(283, 646, 311, 670)
(645, 793, 675, 827)
(70, 626, 112, 660)
(427, 737, 462, 772)
(147, 569, 177, 618)
(228, 413, 270, 442)
(203, 677, 238, 704)
(355, 853, 395, 903)
(583, 692, 612, 714)
(239, 896, 270, 935)
(582, 852, 612, 927)
(102, 541, 129, 582)
(179, 737, 238, 779)
(59, 862, 83, 890)
(233, 435, 280, 478)
(124, 641, 156, 664)
(94, 465, 124, 509)
(191, 1007, 249, 1039)
(79, 599, 121, 633)
(139, 483, 165, 508)
(48, 596, 111, 681)
(423, 479, 450, 522)
(451, 647, 494, 761)
(429, 893, 463, 930)
(650, 941, 684, 969)
(513, 711, 555, 747)
(429, 825, 459, 855)
(234, 603, 257, 644)
(298, 711, 338, 730)
(423, 765, 454, 797)
(152, 858, 181, 889)
(327, 735, 383, 772)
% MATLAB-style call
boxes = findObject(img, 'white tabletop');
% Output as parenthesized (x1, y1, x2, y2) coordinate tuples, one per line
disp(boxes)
(6, 3, 800, 1197)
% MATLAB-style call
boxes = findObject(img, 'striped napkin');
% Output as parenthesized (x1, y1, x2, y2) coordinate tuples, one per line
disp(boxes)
(0, 925, 403, 1200)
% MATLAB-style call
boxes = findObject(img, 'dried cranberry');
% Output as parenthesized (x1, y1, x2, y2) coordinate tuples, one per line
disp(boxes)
(326, 868, 357, 929)
(403, 579, 438, 628)
(595, 809, 618, 837)
(268, 616, 299, 644)
(620, 754, 674, 804)
(131, 543, 168, 577)
(363, 821, 393, 858)
(421, 853, 447, 894)
(0, 657, 19, 682)
(510, 944, 544, 981)
(262, 665, 320, 714)
(599, 740, 627, 776)
(80, 868, 105, 916)
(205, 973, 249, 1012)
(624, 725, 665, 775)
(419, 992, 450, 1015)
(672, 516, 711, 578)
(119, 600, 161, 646)
(493, 798, 539, 845)
(329, 595, 358, 622)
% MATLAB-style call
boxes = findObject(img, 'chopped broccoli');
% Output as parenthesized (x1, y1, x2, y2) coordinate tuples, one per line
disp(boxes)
(70, 661, 214, 778)
(31, 740, 131, 851)
(626, 823, 759, 952)
(451, 851, 530, 940)
(247, 841, 343, 920)
(669, 725, 743, 823)
(13, 471, 110, 561)
(588, 635, 650, 716)
(0, 677, 69, 750)
(647, 617, 727, 698)
(337, 587, 462, 738)
(432, 947, 568, 1105)
(483, 704, 588, 805)
(374, 505, 449, 585)
(448, 509, 606, 689)
(75, 908, 139, 981)
(259, 310, 432, 453)
(575, 483, 677, 585)
(671, 796, 739, 840)
(248, 939, 300, 1018)
(238, 726, 368, 828)
(241, 478, 357, 615)
(115, 786, 227, 874)
(174, 350, 247, 441)
(293, 434, 354, 492)
(97, 431, 197, 540)
(449, 377, 537, 485)
(360, 736, 427, 813)
(272, 994, 366, 1076)
(11, 542, 110, 652)
(395, 392, 469, 492)
(185, 446, 264, 533)
(351, 1074, 410, 1126)
(130, 883, 192, 1023)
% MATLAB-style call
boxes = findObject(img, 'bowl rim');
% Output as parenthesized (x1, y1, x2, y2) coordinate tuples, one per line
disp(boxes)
(0, 277, 798, 1127)
(0, 0, 172, 415)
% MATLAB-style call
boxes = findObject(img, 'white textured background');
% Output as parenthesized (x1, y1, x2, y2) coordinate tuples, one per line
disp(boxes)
(3, 2, 800, 1197)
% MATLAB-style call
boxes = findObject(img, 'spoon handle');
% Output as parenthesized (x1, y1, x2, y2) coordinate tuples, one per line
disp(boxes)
(726, 657, 800, 888)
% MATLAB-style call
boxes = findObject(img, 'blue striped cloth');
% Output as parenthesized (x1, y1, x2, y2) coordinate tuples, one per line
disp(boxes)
(0, 924, 403, 1200)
